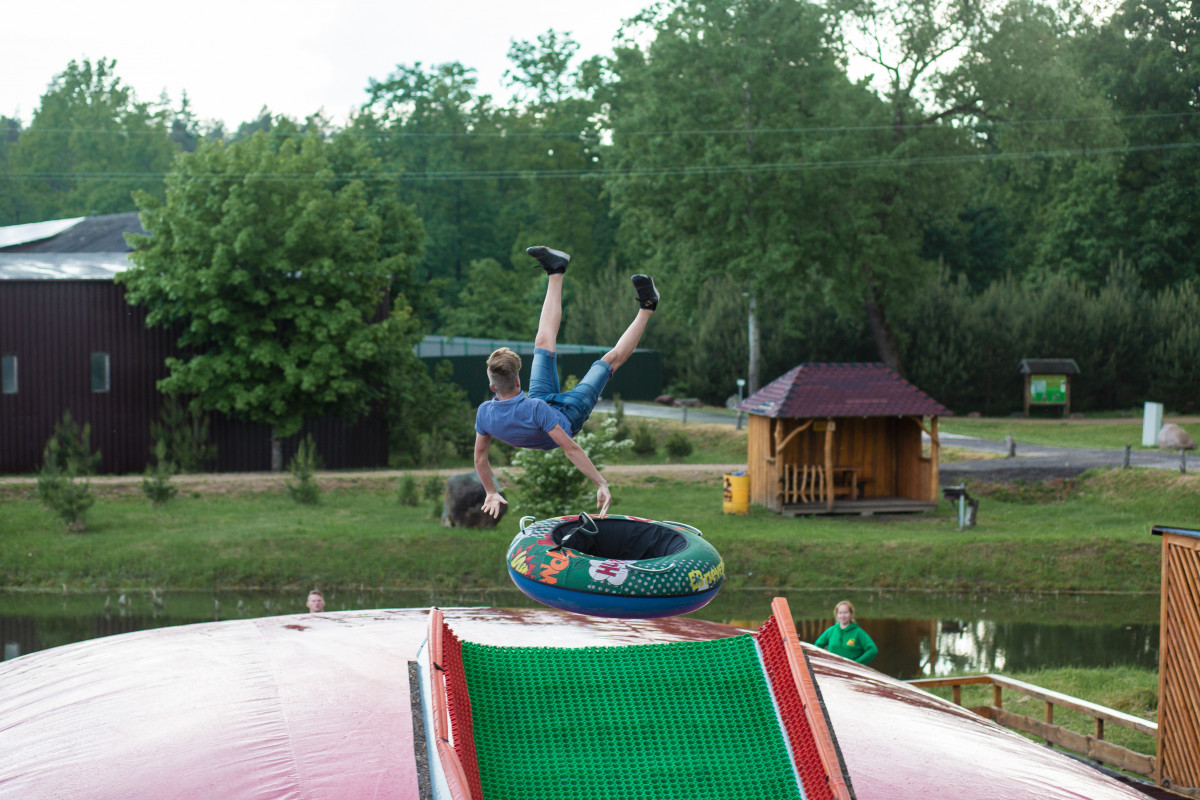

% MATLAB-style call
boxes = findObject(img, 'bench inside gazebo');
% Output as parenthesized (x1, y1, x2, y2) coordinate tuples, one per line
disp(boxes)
(736, 363, 950, 516)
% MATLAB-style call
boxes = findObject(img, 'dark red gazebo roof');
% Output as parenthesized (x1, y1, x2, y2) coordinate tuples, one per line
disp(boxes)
(736, 363, 949, 419)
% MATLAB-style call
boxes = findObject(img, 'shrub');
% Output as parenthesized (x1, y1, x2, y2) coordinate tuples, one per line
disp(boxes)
(37, 411, 98, 531)
(388, 360, 476, 468)
(43, 410, 101, 476)
(150, 395, 216, 473)
(422, 474, 446, 518)
(142, 440, 178, 507)
(611, 394, 631, 442)
(286, 435, 322, 505)
(418, 428, 458, 468)
(631, 421, 658, 456)
(508, 418, 632, 519)
(397, 474, 419, 506)
(664, 429, 694, 461)
(37, 451, 94, 532)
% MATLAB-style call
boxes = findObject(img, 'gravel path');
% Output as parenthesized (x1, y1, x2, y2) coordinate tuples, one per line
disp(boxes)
(937, 434, 1195, 482)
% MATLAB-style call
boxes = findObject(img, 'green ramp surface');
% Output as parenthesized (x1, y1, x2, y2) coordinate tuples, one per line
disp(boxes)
(462, 633, 805, 800)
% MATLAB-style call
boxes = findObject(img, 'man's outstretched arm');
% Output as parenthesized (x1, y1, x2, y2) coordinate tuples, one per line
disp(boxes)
(474, 433, 508, 518)
(548, 425, 611, 517)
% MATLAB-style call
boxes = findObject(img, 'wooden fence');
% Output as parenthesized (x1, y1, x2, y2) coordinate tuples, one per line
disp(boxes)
(907, 674, 1157, 779)
(1153, 525, 1200, 797)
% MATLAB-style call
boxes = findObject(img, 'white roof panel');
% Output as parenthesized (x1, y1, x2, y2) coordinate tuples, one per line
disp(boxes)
(0, 217, 87, 249)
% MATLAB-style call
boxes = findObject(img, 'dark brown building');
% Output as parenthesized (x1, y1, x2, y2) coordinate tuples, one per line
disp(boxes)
(0, 215, 386, 474)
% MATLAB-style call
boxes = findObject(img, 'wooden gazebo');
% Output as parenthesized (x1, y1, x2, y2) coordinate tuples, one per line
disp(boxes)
(736, 363, 950, 516)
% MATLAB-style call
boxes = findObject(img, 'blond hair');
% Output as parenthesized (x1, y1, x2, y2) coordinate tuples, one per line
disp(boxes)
(834, 600, 855, 619)
(487, 347, 522, 394)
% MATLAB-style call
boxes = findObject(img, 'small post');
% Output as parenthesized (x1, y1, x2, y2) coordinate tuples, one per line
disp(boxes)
(736, 378, 746, 431)
(1181, 449, 1187, 475)
(1005, 435, 1016, 458)
(682, 406, 688, 425)
(1123, 445, 1131, 469)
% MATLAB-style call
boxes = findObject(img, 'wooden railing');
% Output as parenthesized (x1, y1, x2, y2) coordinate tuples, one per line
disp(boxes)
(908, 674, 1158, 779)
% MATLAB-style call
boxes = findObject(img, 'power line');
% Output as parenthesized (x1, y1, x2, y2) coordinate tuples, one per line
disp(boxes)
(3, 139, 1197, 185)
(12, 110, 1200, 140)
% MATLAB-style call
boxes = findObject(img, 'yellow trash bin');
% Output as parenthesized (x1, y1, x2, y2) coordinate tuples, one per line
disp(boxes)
(723, 472, 749, 514)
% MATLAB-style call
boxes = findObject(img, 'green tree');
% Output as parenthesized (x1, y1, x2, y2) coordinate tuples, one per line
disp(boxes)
(37, 411, 99, 531)
(142, 440, 179, 507)
(441, 258, 539, 339)
(357, 41, 621, 337)
(41, 410, 102, 476)
(357, 62, 506, 301)
(231, 106, 277, 142)
(1059, 0, 1200, 290)
(605, 0, 883, 387)
(286, 434, 323, 504)
(383, 332, 477, 469)
(168, 92, 204, 153)
(8, 58, 177, 221)
(119, 128, 425, 470)
(932, 0, 1124, 286)
(150, 394, 217, 473)
(0, 115, 24, 225)
(498, 31, 618, 285)
(820, 0, 1032, 373)
(1150, 283, 1200, 413)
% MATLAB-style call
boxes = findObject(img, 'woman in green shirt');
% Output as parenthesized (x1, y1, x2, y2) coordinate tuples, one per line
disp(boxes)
(814, 600, 878, 665)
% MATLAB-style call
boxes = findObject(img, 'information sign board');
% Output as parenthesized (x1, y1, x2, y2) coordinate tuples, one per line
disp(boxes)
(1029, 374, 1067, 404)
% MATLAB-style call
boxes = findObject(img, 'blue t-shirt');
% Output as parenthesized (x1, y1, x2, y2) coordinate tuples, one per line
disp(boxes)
(475, 393, 572, 450)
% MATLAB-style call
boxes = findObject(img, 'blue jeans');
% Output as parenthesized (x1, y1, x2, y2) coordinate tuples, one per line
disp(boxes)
(528, 347, 613, 436)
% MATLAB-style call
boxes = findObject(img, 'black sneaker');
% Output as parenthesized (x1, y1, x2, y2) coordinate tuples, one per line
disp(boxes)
(632, 274, 659, 311)
(526, 246, 570, 275)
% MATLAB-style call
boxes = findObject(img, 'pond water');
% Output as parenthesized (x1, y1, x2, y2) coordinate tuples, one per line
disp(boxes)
(0, 588, 1160, 681)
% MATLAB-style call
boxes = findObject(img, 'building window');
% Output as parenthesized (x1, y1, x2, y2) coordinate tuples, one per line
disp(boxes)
(90, 352, 111, 393)
(1, 355, 15, 394)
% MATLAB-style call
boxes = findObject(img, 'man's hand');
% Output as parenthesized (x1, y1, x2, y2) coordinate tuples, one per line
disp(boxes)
(481, 491, 508, 518)
(595, 483, 612, 518)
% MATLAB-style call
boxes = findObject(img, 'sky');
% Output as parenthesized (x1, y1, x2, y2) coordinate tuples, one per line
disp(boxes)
(2, 0, 656, 129)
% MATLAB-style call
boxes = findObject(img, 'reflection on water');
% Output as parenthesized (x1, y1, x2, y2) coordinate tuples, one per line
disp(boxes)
(0, 588, 1159, 680)
(800, 617, 1159, 680)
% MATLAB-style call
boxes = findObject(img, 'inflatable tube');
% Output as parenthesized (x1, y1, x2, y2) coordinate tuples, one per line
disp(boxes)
(506, 513, 725, 618)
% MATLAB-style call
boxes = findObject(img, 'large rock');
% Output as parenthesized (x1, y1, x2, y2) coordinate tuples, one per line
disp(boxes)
(442, 472, 505, 529)
(1157, 422, 1197, 451)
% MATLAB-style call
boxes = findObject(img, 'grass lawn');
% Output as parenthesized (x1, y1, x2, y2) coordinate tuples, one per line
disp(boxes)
(1, 464, 1188, 597)
(919, 666, 1159, 757)
(589, 414, 749, 465)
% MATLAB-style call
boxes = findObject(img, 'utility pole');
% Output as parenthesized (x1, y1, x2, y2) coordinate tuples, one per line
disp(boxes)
(748, 293, 760, 394)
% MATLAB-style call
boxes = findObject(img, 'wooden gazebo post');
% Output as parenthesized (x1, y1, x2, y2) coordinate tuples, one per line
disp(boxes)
(931, 417, 940, 502)
(914, 416, 942, 503)
(824, 419, 835, 510)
